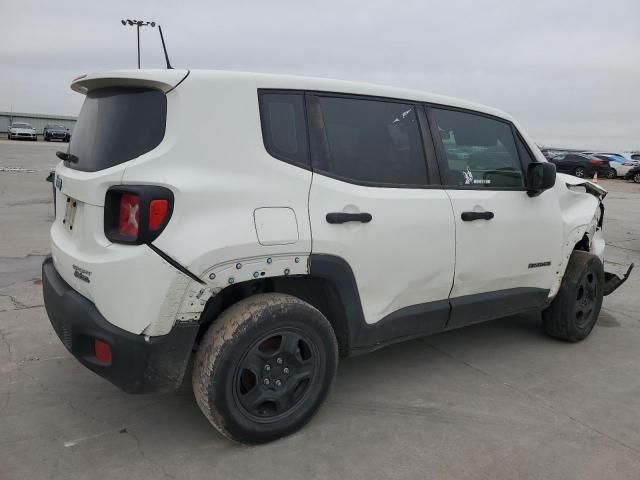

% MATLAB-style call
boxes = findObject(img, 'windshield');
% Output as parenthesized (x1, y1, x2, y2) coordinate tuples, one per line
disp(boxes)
(67, 86, 167, 172)
(12, 123, 32, 129)
(49, 125, 66, 130)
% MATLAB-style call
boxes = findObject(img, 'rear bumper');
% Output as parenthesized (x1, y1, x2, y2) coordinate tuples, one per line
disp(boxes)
(42, 256, 198, 393)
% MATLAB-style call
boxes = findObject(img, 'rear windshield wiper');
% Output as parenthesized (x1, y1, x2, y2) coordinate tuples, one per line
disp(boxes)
(56, 151, 79, 163)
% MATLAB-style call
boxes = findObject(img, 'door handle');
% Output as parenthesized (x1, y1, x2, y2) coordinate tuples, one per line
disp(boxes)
(326, 212, 373, 224)
(461, 211, 494, 221)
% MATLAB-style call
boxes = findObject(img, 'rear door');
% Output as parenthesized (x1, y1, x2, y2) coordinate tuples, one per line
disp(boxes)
(307, 94, 455, 328)
(427, 106, 563, 328)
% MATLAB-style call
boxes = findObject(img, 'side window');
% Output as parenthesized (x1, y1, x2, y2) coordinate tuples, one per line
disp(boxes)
(430, 108, 524, 188)
(313, 96, 428, 186)
(259, 92, 309, 168)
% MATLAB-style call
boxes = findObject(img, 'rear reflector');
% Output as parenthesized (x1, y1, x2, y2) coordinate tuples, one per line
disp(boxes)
(94, 339, 112, 364)
(118, 193, 140, 238)
(149, 199, 169, 230)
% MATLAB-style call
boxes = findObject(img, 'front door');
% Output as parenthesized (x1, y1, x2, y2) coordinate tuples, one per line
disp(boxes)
(427, 106, 563, 327)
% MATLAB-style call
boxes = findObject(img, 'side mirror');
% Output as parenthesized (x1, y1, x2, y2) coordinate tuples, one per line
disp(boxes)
(527, 162, 556, 196)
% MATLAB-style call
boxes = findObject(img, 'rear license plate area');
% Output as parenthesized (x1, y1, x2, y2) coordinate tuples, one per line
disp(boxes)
(63, 197, 78, 232)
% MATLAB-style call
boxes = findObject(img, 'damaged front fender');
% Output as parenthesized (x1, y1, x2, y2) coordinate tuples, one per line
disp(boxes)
(555, 173, 633, 297)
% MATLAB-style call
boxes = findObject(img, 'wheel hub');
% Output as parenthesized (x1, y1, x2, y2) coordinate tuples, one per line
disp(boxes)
(575, 272, 597, 327)
(261, 357, 293, 390)
(234, 331, 316, 421)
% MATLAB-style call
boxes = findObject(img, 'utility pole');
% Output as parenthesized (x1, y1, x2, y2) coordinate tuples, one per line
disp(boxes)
(121, 19, 156, 69)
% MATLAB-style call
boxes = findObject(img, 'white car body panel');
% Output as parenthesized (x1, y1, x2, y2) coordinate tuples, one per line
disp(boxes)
(446, 188, 563, 298)
(309, 174, 456, 324)
(49, 69, 607, 338)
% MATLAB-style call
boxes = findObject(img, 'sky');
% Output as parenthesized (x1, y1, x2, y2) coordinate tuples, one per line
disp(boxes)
(1, 0, 639, 151)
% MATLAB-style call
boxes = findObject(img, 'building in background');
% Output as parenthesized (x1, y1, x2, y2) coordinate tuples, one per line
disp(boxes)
(1, 111, 76, 138)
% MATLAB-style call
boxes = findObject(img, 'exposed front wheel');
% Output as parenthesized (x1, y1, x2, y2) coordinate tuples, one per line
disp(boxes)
(574, 167, 586, 178)
(542, 251, 604, 342)
(633, 173, 640, 183)
(192, 293, 338, 444)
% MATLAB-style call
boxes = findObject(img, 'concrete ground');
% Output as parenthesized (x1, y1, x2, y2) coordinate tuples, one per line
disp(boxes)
(1, 139, 639, 480)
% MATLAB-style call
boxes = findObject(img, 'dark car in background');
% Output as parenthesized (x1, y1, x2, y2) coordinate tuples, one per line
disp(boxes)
(43, 124, 70, 142)
(624, 166, 640, 183)
(548, 153, 610, 178)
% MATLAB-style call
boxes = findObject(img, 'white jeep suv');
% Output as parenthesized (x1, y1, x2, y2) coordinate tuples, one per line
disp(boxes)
(42, 69, 632, 444)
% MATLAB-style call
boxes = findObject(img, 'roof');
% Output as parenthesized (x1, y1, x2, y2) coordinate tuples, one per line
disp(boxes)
(71, 69, 513, 122)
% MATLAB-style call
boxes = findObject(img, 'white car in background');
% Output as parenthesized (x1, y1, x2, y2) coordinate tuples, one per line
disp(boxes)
(7, 122, 37, 141)
(585, 152, 639, 178)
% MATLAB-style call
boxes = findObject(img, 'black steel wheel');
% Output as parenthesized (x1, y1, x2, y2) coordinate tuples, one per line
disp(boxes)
(234, 329, 318, 422)
(543, 250, 604, 342)
(193, 293, 338, 444)
(574, 166, 586, 178)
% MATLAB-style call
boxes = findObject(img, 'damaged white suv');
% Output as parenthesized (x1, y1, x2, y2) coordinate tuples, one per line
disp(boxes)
(42, 70, 633, 444)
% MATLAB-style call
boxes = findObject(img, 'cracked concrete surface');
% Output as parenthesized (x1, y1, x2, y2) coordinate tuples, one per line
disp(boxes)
(1, 141, 640, 479)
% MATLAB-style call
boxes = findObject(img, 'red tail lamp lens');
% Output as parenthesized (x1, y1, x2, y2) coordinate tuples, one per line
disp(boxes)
(149, 199, 169, 230)
(94, 339, 112, 364)
(119, 193, 140, 238)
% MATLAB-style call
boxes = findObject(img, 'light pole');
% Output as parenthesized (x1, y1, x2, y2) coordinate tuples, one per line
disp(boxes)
(121, 19, 156, 69)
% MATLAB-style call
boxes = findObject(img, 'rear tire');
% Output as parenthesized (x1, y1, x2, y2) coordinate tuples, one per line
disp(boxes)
(633, 173, 640, 183)
(574, 167, 586, 178)
(192, 293, 338, 444)
(606, 169, 617, 179)
(542, 251, 604, 342)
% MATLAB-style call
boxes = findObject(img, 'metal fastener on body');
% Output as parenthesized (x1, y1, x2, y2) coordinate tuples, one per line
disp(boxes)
(208, 272, 216, 280)
(284, 268, 290, 275)
(266, 257, 273, 264)
(228, 277, 235, 284)
(263, 378, 270, 385)
(253, 271, 260, 278)
(283, 367, 290, 375)
(294, 257, 300, 263)
(236, 263, 242, 269)
(276, 357, 283, 365)
(275, 380, 282, 387)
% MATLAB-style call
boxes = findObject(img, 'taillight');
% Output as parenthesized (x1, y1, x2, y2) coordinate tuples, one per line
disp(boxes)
(104, 186, 173, 244)
(149, 199, 169, 230)
(119, 193, 140, 238)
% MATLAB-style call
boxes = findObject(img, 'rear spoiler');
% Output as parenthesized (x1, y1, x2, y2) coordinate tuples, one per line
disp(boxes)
(71, 69, 190, 95)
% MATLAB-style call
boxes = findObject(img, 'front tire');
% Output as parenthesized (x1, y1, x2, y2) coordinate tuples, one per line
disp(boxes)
(633, 173, 640, 183)
(606, 168, 617, 179)
(574, 167, 586, 178)
(192, 293, 338, 444)
(542, 251, 604, 342)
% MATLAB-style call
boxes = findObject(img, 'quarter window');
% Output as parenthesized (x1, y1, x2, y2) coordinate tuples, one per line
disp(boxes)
(313, 96, 429, 186)
(430, 108, 524, 188)
(259, 92, 309, 168)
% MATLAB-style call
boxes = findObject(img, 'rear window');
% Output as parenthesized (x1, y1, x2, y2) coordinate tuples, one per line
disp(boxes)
(67, 87, 167, 172)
